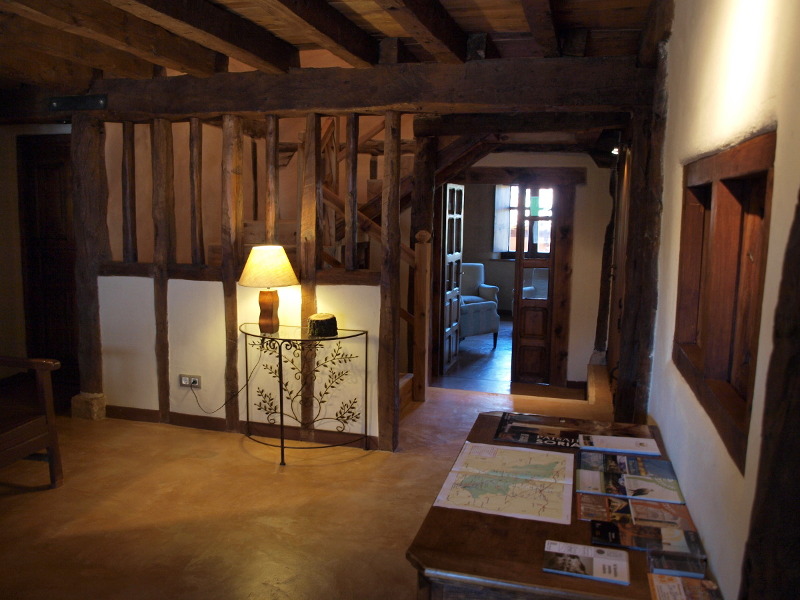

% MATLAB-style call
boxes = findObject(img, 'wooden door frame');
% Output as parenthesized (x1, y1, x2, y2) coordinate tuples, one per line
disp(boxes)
(430, 167, 586, 382)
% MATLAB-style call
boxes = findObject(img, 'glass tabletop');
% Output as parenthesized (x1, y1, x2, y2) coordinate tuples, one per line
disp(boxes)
(239, 323, 366, 341)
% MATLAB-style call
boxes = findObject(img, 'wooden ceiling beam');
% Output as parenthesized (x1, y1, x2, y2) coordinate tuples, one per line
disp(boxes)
(94, 57, 654, 117)
(245, 0, 378, 67)
(0, 14, 153, 80)
(103, 0, 299, 74)
(1, 0, 221, 77)
(373, 0, 468, 64)
(1, 57, 655, 122)
(413, 112, 631, 136)
(0, 45, 96, 91)
(520, 0, 560, 57)
(638, 0, 674, 68)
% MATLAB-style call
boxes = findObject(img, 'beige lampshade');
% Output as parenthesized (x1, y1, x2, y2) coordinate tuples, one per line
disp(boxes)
(238, 245, 299, 288)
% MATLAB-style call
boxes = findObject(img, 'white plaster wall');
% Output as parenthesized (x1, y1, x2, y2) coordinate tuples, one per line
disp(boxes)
(99, 276, 158, 409)
(168, 280, 227, 417)
(472, 152, 612, 383)
(650, 1, 800, 596)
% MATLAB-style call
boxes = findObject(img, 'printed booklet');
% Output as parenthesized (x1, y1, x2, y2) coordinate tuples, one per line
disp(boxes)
(647, 550, 708, 579)
(648, 574, 723, 599)
(590, 520, 705, 556)
(579, 433, 660, 455)
(576, 452, 685, 504)
(576, 494, 696, 530)
(542, 540, 629, 585)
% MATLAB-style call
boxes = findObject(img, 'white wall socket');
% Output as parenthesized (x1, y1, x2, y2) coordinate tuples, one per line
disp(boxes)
(179, 374, 201, 388)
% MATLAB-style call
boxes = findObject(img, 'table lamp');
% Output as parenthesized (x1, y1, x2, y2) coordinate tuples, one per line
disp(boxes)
(238, 245, 299, 333)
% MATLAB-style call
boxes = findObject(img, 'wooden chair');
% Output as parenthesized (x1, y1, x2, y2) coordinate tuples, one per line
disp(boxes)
(0, 356, 63, 488)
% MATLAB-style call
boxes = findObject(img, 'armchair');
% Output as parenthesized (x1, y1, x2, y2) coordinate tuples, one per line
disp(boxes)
(459, 263, 501, 348)
(0, 356, 63, 488)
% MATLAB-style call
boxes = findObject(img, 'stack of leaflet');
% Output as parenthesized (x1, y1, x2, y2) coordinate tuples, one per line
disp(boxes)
(575, 451, 716, 586)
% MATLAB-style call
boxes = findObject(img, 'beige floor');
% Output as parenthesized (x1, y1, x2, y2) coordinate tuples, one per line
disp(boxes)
(0, 387, 612, 600)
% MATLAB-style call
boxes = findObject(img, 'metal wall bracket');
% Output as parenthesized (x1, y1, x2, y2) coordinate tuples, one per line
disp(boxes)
(47, 95, 108, 112)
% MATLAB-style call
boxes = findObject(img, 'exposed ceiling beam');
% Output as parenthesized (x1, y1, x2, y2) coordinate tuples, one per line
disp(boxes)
(103, 0, 299, 73)
(1, 57, 655, 122)
(450, 166, 588, 185)
(0, 0, 221, 77)
(638, 0, 674, 67)
(520, 0, 560, 57)
(245, 0, 379, 67)
(0, 14, 153, 80)
(414, 112, 631, 136)
(373, 0, 468, 63)
(0, 44, 96, 91)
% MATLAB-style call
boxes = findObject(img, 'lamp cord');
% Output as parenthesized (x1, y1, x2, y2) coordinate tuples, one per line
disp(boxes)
(189, 349, 263, 415)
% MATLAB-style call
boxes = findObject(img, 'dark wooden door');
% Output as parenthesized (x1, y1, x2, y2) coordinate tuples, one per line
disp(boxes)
(511, 184, 574, 385)
(441, 184, 464, 372)
(17, 134, 79, 408)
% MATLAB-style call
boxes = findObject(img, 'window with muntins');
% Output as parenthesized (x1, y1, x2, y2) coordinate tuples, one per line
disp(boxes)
(494, 185, 553, 257)
(673, 131, 775, 471)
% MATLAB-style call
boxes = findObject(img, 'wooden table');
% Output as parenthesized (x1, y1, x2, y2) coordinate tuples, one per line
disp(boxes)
(406, 412, 658, 599)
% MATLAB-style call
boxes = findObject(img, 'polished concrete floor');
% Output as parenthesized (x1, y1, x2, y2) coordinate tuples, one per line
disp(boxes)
(0, 387, 612, 600)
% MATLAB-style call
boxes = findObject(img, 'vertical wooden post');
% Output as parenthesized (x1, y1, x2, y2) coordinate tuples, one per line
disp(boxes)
(410, 135, 437, 395)
(189, 117, 205, 265)
(70, 114, 111, 417)
(265, 114, 279, 244)
(379, 110, 402, 450)
(413, 231, 432, 403)
(739, 188, 800, 600)
(300, 113, 321, 432)
(221, 114, 243, 431)
(345, 113, 359, 270)
(151, 118, 176, 423)
(121, 121, 137, 263)
(615, 45, 668, 424)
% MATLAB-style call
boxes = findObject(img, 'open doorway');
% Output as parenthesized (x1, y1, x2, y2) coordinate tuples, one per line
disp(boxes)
(429, 165, 591, 397)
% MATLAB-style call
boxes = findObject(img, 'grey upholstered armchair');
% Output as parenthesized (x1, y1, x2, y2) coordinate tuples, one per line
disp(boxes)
(459, 263, 500, 348)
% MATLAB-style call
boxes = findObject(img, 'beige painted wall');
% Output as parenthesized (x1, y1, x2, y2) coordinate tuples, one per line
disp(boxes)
(650, 1, 800, 596)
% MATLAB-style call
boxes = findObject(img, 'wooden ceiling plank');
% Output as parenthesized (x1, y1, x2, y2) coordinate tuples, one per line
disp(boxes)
(0, 14, 153, 79)
(638, 0, 674, 67)
(413, 112, 631, 136)
(246, 0, 379, 67)
(1, 0, 220, 77)
(373, 0, 468, 64)
(103, 0, 298, 73)
(519, 0, 560, 58)
(0, 44, 96, 91)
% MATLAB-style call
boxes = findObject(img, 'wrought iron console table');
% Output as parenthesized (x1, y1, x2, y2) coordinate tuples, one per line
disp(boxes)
(239, 323, 368, 465)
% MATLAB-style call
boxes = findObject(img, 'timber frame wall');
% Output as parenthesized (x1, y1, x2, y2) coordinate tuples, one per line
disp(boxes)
(61, 55, 662, 451)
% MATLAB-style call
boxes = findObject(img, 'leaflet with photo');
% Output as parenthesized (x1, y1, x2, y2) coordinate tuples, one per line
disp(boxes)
(542, 540, 629, 585)
(648, 573, 723, 600)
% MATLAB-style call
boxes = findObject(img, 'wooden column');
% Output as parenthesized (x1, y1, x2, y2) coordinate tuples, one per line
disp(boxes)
(550, 184, 575, 387)
(739, 188, 800, 599)
(265, 114, 279, 244)
(121, 121, 137, 263)
(344, 113, 359, 270)
(151, 118, 176, 423)
(300, 113, 321, 432)
(410, 135, 437, 401)
(221, 114, 243, 431)
(189, 117, 205, 265)
(614, 45, 668, 423)
(412, 136, 437, 240)
(379, 110, 401, 450)
(412, 231, 432, 403)
(594, 179, 616, 353)
(70, 114, 111, 416)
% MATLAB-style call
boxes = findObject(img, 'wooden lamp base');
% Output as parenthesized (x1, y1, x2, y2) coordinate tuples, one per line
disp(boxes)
(258, 289, 279, 333)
